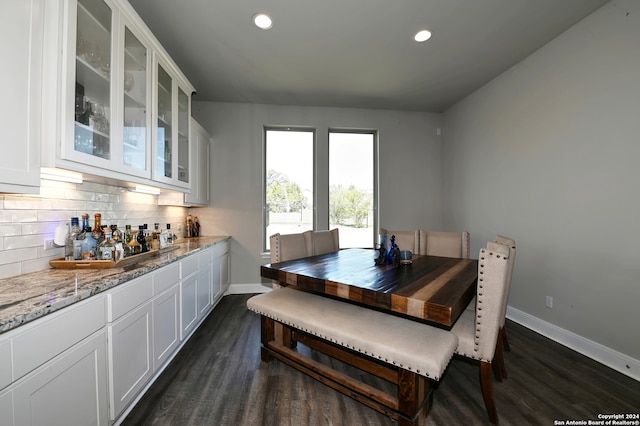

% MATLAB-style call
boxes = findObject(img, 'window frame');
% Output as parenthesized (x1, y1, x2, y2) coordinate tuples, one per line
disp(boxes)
(263, 126, 316, 251)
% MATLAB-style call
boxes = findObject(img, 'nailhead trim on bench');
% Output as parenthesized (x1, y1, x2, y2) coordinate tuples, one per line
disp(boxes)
(248, 287, 458, 380)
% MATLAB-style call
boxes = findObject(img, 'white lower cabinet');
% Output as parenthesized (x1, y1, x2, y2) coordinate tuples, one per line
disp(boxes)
(152, 284, 180, 370)
(212, 240, 230, 303)
(180, 272, 199, 340)
(197, 248, 213, 317)
(0, 390, 12, 425)
(13, 330, 108, 426)
(107, 301, 153, 420)
(0, 240, 229, 425)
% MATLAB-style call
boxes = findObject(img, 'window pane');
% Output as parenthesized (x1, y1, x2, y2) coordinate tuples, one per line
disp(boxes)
(265, 129, 314, 250)
(329, 132, 375, 248)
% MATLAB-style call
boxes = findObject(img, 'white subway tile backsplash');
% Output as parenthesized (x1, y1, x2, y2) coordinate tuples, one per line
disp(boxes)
(0, 263, 21, 280)
(0, 210, 38, 223)
(0, 224, 22, 236)
(4, 196, 54, 210)
(0, 247, 38, 265)
(0, 179, 188, 278)
(4, 235, 44, 250)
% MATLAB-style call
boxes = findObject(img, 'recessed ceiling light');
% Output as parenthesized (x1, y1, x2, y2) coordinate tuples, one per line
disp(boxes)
(253, 13, 273, 30)
(414, 29, 432, 43)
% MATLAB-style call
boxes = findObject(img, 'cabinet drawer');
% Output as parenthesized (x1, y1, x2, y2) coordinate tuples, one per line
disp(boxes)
(211, 240, 229, 258)
(107, 274, 153, 322)
(12, 296, 105, 381)
(153, 262, 180, 295)
(197, 247, 212, 268)
(181, 253, 198, 278)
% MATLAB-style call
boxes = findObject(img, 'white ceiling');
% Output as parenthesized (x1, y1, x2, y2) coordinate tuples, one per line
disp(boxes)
(128, 0, 610, 112)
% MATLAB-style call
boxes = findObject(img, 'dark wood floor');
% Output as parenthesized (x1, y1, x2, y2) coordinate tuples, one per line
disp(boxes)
(123, 294, 640, 426)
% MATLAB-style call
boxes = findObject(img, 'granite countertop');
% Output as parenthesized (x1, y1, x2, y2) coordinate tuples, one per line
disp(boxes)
(0, 236, 230, 335)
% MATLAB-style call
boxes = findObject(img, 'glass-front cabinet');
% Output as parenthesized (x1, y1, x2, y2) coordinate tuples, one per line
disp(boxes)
(69, 0, 114, 167)
(122, 25, 149, 175)
(49, 0, 193, 189)
(152, 60, 191, 189)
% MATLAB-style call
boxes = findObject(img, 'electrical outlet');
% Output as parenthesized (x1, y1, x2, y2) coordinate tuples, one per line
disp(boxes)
(43, 239, 57, 251)
(545, 296, 553, 309)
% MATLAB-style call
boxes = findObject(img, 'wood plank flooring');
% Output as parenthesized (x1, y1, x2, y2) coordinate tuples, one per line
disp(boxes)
(122, 294, 640, 425)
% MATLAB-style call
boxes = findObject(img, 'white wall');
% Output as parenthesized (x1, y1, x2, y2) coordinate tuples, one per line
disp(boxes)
(191, 102, 442, 287)
(442, 0, 640, 366)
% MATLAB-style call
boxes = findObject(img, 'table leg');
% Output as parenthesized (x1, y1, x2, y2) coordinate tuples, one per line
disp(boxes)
(260, 315, 274, 362)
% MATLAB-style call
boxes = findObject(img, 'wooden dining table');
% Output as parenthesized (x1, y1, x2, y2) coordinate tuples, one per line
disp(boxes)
(260, 248, 478, 328)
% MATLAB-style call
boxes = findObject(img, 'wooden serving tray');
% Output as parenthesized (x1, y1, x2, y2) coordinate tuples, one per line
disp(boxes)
(49, 248, 175, 269)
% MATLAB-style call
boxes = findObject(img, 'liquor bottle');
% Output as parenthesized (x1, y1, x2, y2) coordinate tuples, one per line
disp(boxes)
(137, 225, 148, 252)
(110, 225, 124, 260)
(193, 216, 200, 237)
(125, 225, 141, 256)
(93, 213, 104, 244)
(143, 224, 152, 251)
(160, 223, 171, 248)
(151, 223, 160, 250)
(81, 226, 98, 260)
(74, 213, 90, 260)
(110, 224, 123, 243)
(98, 232, 116, 261)
(65, 217, 80, 260)
(167, 224, 175, 245)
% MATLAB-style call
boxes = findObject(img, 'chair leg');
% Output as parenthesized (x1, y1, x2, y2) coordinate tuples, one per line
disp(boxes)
(480, 361, 498, 424)
(500, 326, 510, 351)
(493, 334, 508, 380)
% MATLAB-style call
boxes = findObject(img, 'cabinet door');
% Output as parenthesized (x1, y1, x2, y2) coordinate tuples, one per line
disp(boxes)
(0, 389, 14, 426)
(180, 272, 198, 340)
(185, 118, 211, 206)
(107, 301, 153, 420)
(0, 0, 43, 194)
(212, 241, 230, 303)
(12, 330, 108, 426)
(152, 285, 179, 371)
(62, 0, 115, 169)
(120, 19, 151, 178)
(197, 251, 212, 317)
(153, 59, 191, 189)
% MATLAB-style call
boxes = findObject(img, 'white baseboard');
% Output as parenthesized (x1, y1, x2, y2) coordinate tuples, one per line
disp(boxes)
(228, 282, 271, 294)
(507, 306, 639, 382)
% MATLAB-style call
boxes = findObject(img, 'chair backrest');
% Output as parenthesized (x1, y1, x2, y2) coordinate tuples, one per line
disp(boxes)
(494, 235, 516, 328)
(310, 228, 340, 256)
(379, 228, 419, 253)
(418, 230, 470, 258)
(473, 243, 510, 362)
(269, 231, 313, 263)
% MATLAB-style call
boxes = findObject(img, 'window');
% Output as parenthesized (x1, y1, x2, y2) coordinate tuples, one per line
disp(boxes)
(329, 131, 376, 248)
(264, 128, 314, 250)
(264, 127, 377, 251)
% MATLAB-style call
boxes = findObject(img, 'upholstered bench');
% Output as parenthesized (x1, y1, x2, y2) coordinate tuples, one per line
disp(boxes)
(247, 287, 458, 426)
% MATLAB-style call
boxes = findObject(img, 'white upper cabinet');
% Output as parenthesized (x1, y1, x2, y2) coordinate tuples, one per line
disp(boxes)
(152, 60, 191, 189)
(0, 0, 43, 194)
(42, 0, 194, 191)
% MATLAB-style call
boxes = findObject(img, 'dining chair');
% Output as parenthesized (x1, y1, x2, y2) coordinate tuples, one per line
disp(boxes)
(269, 231, 313, 289)
(494, 235, 516, 371)
(310, 228, 340, 255)
(269, 230, 314, 346)
(379, 228, 419, 253)
(417, 230, 470, 258)
(450, 243, 511, 424)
